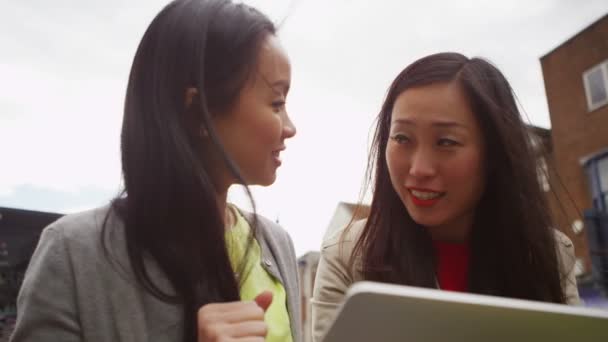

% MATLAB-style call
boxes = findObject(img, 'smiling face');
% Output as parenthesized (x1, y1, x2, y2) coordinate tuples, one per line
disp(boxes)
(385, 81, 486, 241)
(211, 34, 296, 188)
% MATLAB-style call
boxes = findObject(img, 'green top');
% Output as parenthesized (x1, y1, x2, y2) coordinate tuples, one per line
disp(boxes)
(225, 205, 293, 342)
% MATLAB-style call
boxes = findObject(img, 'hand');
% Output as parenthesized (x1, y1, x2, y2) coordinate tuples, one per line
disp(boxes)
(197, 291, 273, 342)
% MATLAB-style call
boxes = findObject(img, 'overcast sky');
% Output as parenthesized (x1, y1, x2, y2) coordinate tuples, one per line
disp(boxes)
(1, 0, 607, 255)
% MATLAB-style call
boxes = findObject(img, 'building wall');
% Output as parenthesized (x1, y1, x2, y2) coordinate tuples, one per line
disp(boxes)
(297, 251, 320, 342)
(541, 14, 608, 273)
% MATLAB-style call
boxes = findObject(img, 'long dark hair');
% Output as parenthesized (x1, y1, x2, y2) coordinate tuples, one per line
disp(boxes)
(104, 1, 275, 341)
(352, 52, 566, 303)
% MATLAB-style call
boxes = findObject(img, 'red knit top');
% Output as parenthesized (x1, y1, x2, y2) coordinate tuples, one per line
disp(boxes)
(433, 241, 470, 292)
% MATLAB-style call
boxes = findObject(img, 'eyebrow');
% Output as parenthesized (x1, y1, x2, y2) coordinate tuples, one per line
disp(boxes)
(261, 75, 290, 95)
(391, 118, 467, 129)
(271, 80, 290, 94)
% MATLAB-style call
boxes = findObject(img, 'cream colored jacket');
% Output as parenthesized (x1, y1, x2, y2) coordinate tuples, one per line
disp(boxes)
(311, 219, 581, 342)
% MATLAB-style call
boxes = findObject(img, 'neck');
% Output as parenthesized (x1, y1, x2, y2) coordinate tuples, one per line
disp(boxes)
(429, 212, 474, 243)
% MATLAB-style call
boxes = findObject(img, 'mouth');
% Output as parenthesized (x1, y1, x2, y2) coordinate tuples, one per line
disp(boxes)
(407, 187, 446, 207)
(272, 146, 285, 166)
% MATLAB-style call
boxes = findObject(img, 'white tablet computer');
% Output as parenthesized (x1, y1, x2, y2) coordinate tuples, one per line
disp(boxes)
(322, 281, 608, 342)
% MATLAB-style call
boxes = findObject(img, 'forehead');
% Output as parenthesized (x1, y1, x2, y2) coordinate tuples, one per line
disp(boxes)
(391, 81, 477, 127)
(252, 35, 291, 90)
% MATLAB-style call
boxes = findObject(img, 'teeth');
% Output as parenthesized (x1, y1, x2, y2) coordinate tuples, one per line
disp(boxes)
(411, 190, 442, 200)
(272, 151, 281, 161)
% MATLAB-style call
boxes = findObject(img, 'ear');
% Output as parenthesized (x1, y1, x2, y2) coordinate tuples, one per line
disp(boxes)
(183, 87, 209, 138)
(199, 126, 209, 138)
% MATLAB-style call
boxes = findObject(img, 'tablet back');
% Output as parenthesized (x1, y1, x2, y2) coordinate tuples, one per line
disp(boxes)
(323, 281, 608, 342)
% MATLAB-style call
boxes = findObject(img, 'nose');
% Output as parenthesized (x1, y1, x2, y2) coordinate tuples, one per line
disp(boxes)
(408, 148, 436, 178)
(281, 112, 296, 139)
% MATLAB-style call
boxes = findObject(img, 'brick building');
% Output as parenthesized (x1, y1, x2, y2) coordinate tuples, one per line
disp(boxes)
(540, 14, 608, 289)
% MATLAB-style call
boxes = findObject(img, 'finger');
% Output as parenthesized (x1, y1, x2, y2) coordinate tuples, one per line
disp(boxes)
(218, 302, 265, 323)
(254, 291, 273, 312)
(231, 337, 266, 342)
(199, 300, 251, 314)
(199, 299, 271, 325)
(198, 301, 261, 330)
(230, 321, 268, 338)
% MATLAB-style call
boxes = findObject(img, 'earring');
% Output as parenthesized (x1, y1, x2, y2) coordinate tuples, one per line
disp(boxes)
(199, 126, 209, 138)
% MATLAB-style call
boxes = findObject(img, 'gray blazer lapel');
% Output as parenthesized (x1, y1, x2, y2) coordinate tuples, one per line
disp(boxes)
(240, 209, 302, 342)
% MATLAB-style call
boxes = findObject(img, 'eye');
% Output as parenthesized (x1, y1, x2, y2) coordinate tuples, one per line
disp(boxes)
(390, 134, 410, 144)
(271, 100, 286, 112)
(437, 138, 459, 147)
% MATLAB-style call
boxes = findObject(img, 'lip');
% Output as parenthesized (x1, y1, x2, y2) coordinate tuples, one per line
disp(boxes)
(406, 187, 445, 207)
(273, 145, 286, 153)
(272, 146, 286, 167)
(407, 186, 442, 192)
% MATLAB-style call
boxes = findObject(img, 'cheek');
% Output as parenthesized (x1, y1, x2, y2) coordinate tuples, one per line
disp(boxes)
(242, 114, 282, 170)
(446, 150, 485, 196)
(267, 116, 283, 142)
(250, 113, 281, 145)
(385, 145, 408, 183)
(385, 145, 397, 178)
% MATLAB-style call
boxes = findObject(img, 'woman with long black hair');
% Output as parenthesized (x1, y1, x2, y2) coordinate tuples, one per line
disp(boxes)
(312, 52, 580, 342)
(11, 1, 300, 341)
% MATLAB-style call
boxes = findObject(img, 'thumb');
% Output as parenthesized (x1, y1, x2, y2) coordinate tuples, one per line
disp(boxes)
(254, 291, 273, 312)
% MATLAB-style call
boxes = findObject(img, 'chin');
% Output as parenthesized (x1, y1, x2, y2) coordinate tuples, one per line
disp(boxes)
(259, 179, 276, 187)
(406, 209, 445, 228)
(254, 174, 277, 187)
(410, 216, 434, 227)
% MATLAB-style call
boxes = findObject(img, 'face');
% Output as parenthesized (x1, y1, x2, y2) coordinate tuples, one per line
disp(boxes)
(385, 81, 485, 241)
(211, 35, 295, 188)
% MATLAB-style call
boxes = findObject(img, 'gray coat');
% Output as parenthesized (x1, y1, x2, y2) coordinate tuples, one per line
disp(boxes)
(10, 205, 301, 342)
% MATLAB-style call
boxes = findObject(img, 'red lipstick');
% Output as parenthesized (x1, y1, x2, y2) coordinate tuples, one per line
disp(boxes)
(407, 187, 445, 207)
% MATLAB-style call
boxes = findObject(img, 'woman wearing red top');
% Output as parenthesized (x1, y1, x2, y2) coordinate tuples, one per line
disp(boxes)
(311, 52, 580, 342)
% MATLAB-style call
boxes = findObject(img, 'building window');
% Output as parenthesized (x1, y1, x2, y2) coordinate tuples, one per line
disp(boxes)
(583, 60, 608, 112)
(598, 156, 608, 209)
(584, 151, 608, 212)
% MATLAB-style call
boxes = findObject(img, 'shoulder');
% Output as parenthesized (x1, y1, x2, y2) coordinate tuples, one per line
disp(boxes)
(45, 204, 123, 252)
(38, 204, 131, 278)
(48, 204, 114, 239)
(20, 204, 125, 292)
(553, 229, 576, 272)
(320, 218, 366, 271)
(552, 229, 581, 304)
(237, 207, 294, 251)
(322, 218, 366, 251)
(553, 229, 574, 248)
(237, 208, 297, 264)
(553, 229, 575, 259)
